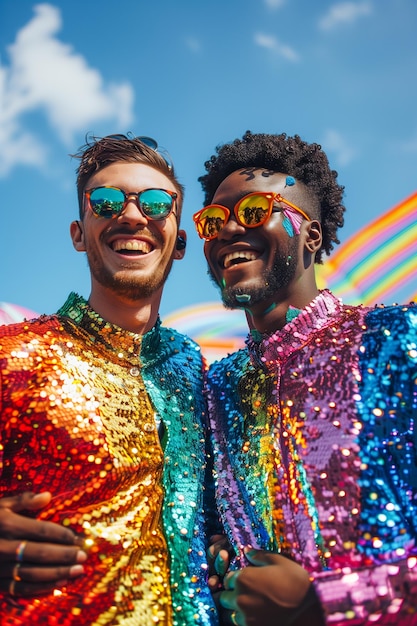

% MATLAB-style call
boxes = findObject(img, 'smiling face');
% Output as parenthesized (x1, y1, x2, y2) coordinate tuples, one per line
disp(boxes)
(71, 162, 185, 306)
(203, 168, 320, 315)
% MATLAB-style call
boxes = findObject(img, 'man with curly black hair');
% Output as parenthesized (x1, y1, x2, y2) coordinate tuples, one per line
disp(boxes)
(195, 131, 417, 625)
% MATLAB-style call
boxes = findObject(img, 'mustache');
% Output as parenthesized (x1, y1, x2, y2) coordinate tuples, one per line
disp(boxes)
(101, 226, 164, 246)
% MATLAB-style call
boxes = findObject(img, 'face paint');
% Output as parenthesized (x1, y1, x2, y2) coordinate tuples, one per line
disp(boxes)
(285, 176, 296, 187)
(282, 208, 304, 236)
(282, 215, 294, 237)
(235, 294, 252, 303)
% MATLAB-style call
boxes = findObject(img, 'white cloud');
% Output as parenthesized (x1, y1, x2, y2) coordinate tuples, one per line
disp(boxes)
(254, 32, 300, 62)
(321, 129, 357, 166)
(0, 3, 134, 177)
(319, 1, 373, 31)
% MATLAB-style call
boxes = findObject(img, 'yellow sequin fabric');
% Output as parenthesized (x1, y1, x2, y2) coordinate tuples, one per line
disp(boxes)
(0, 293, 218, 625)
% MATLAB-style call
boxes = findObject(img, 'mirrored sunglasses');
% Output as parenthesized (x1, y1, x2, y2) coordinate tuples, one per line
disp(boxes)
(106, 134, 173, 170)
(84, 186, 177, 220)
(193, 191, 310, 241)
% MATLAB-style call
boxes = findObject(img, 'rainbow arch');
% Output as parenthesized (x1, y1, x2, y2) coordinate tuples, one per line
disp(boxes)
(317, 191, 417, 305)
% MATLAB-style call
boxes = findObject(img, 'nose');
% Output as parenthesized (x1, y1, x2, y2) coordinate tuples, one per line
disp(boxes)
(118, 195, 148, 225)
(217, 213, 247, 241)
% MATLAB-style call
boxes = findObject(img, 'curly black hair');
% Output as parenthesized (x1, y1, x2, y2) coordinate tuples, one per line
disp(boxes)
(199, 131, 345, 263)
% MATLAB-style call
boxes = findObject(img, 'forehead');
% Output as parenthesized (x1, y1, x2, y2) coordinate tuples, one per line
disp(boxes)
(212, 168, 291, 202)
(85, 161, 175, 192)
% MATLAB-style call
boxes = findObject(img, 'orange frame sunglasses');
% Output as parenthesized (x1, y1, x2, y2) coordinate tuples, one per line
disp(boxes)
(193, 191, 311, 241)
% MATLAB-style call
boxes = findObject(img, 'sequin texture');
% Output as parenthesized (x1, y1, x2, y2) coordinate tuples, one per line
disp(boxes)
(0, 293, 218, 625)
(207, 290, 417, 623)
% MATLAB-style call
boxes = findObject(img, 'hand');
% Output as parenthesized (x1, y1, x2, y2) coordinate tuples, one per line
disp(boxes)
(0, 492, 87, 597)
(219, 549, 325, 626)
(207, 534, 234, 591)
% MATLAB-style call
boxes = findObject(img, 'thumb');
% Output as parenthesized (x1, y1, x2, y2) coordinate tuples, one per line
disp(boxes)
(244, 548, 289, 567)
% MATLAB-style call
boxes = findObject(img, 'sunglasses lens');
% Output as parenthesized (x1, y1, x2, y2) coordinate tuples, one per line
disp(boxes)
(139, 189, 174, 220)
(137, 136, 158, 150)
(89, 187, 125, 218)
(237, 194, 270, 226)
(195, 207, 228, 239)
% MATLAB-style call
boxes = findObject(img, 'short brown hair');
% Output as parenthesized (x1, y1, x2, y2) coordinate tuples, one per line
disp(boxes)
(72, 134, 184, 220)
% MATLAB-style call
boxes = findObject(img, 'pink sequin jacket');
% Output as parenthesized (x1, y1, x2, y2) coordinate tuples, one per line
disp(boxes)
(206, 290, 417, 624)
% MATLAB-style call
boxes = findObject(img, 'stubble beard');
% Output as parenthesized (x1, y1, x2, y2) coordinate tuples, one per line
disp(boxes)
(86, 240, 175, 301)
(209, 242, 299, 310)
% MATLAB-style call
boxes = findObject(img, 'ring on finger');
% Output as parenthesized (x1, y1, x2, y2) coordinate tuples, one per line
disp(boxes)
(231, 611, 238, 626)
(13, 563, 22, 581)
(8, 580, 16, 596)
(16, 541, 27, 564)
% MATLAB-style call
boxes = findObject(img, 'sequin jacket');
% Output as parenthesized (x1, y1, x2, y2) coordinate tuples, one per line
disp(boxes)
(207, 290, 417, 624)
(0, 293, 218, 626)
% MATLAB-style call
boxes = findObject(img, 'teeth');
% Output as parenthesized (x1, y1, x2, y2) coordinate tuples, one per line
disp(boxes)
(112, 240, 152, 253)
(223, 251, 258, 269)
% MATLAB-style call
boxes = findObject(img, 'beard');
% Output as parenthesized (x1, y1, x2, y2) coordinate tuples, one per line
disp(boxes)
(208, 240, 299, 310)
(85, 233, 175, 301)
(89, 261, 175, 300)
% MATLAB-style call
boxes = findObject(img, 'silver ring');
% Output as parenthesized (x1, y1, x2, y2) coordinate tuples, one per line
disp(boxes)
(16, 541, 27, 564)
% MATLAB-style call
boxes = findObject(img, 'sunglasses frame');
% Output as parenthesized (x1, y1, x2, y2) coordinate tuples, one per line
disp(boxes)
(193, 191, 311, 241)
(84, 186, 178, 220)
(105, 134, 173, 171)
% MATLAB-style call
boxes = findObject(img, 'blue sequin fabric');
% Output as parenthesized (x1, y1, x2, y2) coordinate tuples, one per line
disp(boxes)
(207, 290, 417, 623)
(0, 293, 218, 625)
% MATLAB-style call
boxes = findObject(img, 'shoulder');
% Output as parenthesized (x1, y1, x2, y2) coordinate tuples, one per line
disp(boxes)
(364, 301, 417, 326)
(0, 315, 62, 369)
(0, 314, 60, 343)
(156, 325, 206, 369)
(363, 302, 417, 341)
(208, 347, 250, 381)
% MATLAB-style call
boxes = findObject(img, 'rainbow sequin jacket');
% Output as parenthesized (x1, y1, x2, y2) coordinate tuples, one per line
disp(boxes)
(206, 290, 417, 624)
(0, 293, 219, 626)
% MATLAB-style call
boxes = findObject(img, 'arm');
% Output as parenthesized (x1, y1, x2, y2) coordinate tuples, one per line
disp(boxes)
(0, 492, 86, 597)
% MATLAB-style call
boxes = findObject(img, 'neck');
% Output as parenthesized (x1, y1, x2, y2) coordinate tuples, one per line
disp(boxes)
(88, 285, 162, 335)
(244, 279, 320, 335)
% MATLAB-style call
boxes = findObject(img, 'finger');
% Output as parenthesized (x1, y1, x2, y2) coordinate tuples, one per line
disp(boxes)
(215, 549, 230, 577)
(224, 570, 240, 591)
(0, 562, 85, 588)
(208, 574, 221, 591)
(219, 589, 238, 611)
(3, 578, 70, 598)
(0, 512, 78, 544)
(243, 548, 277, 566)
(0, 492, 51, 513)
(0, 540, 87, 568)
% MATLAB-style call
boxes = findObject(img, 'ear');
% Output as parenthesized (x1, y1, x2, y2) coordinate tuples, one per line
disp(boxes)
(174, 229, 187, 260)
(70, 220, 86, 252)
(304, 220, 322, 255)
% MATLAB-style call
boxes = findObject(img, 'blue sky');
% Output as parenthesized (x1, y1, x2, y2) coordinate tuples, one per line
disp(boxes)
(1, 0, 416, 324)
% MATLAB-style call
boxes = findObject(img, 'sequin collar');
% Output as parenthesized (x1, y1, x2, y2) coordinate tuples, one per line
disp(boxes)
(247, 290, 351, 369)
(57, 292, 161, 366)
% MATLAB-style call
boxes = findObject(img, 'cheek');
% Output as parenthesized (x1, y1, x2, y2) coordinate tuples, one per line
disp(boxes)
(203, 242, 214, 264)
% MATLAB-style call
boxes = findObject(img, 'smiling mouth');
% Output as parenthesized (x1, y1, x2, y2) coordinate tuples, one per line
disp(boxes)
(112, 240, 153, 255)
(222, 250, 259, 269)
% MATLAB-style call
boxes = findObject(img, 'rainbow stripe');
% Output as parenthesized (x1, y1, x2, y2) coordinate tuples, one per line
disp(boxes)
(317, 191, 417, 305)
